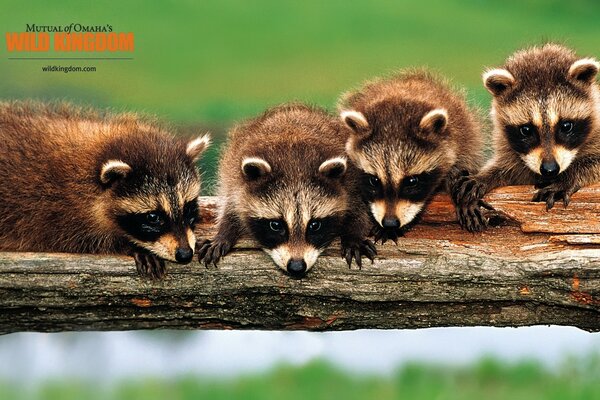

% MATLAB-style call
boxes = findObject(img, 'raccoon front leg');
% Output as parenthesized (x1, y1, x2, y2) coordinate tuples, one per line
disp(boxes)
(451, 165, 511, 232)
(197, 208, 242, 267)
(132, 249, 167, 280)
(340, 209, 377, 269)
(532, 182, 580, 210)
(340, 236, 377, 269)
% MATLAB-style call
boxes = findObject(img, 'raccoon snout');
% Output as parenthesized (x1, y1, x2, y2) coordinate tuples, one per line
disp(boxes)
(540, 160, 560, 178)
(382, 216, 401, 229)
(287, 259, 307, 279)
(175, 246, 194, 264)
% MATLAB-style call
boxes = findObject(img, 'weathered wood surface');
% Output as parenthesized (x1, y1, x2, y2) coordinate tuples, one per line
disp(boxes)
(2, 184, 600, 334)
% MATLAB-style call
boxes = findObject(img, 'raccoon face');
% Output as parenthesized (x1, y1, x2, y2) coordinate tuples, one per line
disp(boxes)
(341, 108, 450, 240)
(99, 134, 209, 263)
(240, 156, 348, 278)
(484, 57, 599, 178)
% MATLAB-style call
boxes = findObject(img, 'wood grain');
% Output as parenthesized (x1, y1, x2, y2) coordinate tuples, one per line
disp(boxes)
(1, 184, 600, 334)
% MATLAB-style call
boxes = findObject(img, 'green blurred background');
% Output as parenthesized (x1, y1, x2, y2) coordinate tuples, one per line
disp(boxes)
(2, 0, 599, 192)
(2, 0, 600, 398)
(3, 356, 600, 400)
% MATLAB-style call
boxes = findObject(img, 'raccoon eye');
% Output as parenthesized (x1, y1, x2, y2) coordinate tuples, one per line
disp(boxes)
(404, 176, 419, 187)
(369, 175, 380, 187)
(146, 213, 163, 226)
(559, 121, 574, 135)
(519, 125, 533, 137)
(269, 220, 284, 232)
(308, 220, 322, 232)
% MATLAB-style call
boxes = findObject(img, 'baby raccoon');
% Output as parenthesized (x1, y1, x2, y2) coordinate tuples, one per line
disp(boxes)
(198, 103, 375, 278)
(455, 43, 600, 229)
(0, 101, 210, 279)
(339, 70, 484, 239)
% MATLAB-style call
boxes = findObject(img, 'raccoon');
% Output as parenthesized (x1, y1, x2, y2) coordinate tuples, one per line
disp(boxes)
(198, 103, 375, 278)
(455, 43, 600, 230)
(339, 70, 484, 239)
(0, 101, 210, 279)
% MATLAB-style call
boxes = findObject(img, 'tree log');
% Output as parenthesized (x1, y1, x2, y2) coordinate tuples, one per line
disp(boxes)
(2, 185, 600, 334)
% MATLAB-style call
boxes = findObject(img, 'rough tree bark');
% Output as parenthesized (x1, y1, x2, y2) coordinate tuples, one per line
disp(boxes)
(1, 185, 600, 334)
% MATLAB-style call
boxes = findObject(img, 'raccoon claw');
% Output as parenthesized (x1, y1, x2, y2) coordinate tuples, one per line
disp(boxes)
(532, 184, 579, 211)
(478, 199, 494, 211)
(371, 227, 385, 244)
(364, 240, 377, 260)
(198, 238, 233, 267)
(371, 226, 400, 245)
(457, 202, 488, 233)
(453, 174, 495, 232)
(134, 251, 166, 280)
(341, 239, 377, 269)
(452, 176, 487, 207)
(196, 239, 212, 262)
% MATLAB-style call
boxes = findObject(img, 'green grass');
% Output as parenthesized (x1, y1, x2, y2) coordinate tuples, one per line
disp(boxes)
(4, 356, 600, 400)
(2, 0, 600, 125)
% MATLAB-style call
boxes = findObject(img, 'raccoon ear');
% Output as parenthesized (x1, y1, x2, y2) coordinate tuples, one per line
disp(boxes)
(340, 110, 371, 138)
(319, 157, 347, 179)
(242, 157, 272, 181)
(186, 133, 211, 162)
(569, 58, 600, 84)
(100, 160, 132, 185)
(483, 68, 515, 96)
(419, 109, 448, 135)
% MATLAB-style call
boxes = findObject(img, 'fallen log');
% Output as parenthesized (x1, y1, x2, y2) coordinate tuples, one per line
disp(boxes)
(1, 184, 600, 334)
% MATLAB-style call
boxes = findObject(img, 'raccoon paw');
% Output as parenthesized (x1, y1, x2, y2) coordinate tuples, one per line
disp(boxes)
(370, 225, 401, 245)
(133, 251, 166, 280)
(456, 200, 495, 233)
(452, 175, 488, 207)
(341, 238, 377, 269)
(197, 238, 234, 267)
(532, 183, 580, 210)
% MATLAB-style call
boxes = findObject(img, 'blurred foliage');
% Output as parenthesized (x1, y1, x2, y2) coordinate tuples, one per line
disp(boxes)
(2, 0, 599, 124)
(2, 0, 599, 193)
(3, 355, 600, 399)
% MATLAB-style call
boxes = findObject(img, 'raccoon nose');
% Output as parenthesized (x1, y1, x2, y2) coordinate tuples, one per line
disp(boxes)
(286, 259, 307, 278)
(175, 247, 193, 264)
(382, 217, 400, 229)
(540, 161, 559, 178)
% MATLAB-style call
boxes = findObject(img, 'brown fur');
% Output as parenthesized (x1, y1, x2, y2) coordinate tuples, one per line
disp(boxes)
(0, 101, 208, 278)
(456, 44, 600, 228)
(198, 103, 374, 276)
(339, 69, 484, 237)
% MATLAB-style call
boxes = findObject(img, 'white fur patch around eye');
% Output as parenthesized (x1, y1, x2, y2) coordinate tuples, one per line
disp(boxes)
(100, 159, 132, 184)
(520, 148, 543, 174)
(303, 246, 322, 270)
(263, 246, 290, 271)
(531, 109, 543, 128)
(186, 134, 211, 161)
(547, 108, 559, 127)
(370, 200, 386, 227)
(130, 238, 176, 262)
(482, 68, 515, 95)
(553, 146, 578, 172)
(395, 201, 424, 227)
(569, 58, 600, 82)
(346, 146, 377, 175)
(186, 228, 196, 252)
